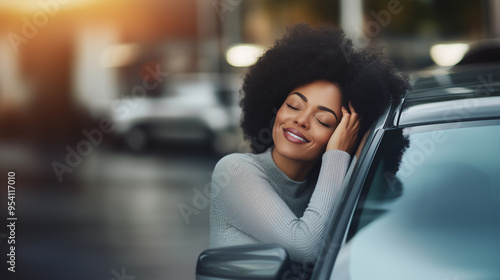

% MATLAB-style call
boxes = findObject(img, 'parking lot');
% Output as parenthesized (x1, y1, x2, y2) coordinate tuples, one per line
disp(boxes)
(7, 145, 219, 280)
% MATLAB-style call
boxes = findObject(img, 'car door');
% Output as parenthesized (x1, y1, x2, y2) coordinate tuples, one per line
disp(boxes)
(326, 119, 500, 279)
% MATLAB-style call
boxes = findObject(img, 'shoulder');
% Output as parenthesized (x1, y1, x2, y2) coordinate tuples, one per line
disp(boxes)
(215, 152, 256, 167)
(215, 152, 257, 169)
(212, 152, 264, 181)
(211, 153, 269, 198)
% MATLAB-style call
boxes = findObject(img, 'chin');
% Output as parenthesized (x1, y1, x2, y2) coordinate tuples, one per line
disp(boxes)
(274, 143, 322, 163)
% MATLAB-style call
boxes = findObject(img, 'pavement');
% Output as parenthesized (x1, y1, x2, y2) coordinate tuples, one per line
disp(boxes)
(0, 144, 220, 280)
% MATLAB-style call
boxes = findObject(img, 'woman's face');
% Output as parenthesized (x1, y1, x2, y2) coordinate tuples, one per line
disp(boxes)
(272, 80, 343, 163)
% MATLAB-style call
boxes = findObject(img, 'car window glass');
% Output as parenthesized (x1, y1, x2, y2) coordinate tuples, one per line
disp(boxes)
(331, 122, 500, 280)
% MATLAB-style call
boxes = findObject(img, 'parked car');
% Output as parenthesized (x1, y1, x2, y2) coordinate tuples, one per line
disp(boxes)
(196, 64, 500, 279)
(111, 72, 244, 153)
(456, 39, 500, 66)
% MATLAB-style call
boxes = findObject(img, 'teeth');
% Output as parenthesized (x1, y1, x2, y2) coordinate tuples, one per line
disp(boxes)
(286, 131, 307, 142)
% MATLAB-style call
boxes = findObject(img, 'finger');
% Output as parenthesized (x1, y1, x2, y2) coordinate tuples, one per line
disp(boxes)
(345, 104, 360, 128)
(340, 106, 350, 127)
(348, 102, 361, 125)
(341, 106, 349, 117)
(349, 102, 359, 117)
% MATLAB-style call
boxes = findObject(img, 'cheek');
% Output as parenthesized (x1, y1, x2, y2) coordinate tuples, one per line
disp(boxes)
(272, 108, 286, 137)
(274, 106, 290, 126)
(314, 129, 334, 147)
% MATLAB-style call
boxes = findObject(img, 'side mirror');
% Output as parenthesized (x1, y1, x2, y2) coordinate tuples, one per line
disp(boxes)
(196, 244, 290, 280)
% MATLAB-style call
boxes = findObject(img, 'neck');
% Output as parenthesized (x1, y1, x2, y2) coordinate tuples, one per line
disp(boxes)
(271, 147, 317, 181)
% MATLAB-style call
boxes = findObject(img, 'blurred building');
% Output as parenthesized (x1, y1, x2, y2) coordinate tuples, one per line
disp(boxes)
(0, 0, 498, 150)
(0, 0, 200, 149)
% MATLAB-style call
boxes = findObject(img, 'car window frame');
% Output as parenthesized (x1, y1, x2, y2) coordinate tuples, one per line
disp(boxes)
(311, 125, 386, 279)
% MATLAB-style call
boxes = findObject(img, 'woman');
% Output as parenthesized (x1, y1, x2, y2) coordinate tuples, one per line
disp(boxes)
(209, 24, 410, 265)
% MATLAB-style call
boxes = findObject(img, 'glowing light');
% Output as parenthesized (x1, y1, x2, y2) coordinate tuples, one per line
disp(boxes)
(226, 44, 265, 67)
(0, 0, 102, 12)
(430, 43, 469, 67)
(100, 43, 140, 68)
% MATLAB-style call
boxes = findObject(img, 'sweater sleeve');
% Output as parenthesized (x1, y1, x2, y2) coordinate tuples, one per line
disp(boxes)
(210, 149, 351, 263)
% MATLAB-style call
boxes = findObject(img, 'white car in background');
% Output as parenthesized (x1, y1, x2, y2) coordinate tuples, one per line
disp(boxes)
(111, 72, 244, 153)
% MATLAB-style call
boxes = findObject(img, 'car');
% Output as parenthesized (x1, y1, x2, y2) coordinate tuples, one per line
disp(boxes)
(195, 64, 500, 280)
(111, 72, 244, 153)
(456, 39, 500, 66)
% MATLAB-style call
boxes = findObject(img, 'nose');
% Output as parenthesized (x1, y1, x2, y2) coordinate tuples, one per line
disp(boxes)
(293, 112, 310, 129)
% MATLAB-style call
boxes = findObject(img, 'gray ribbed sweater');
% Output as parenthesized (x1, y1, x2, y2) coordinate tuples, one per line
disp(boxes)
(209, 147, 351, 263)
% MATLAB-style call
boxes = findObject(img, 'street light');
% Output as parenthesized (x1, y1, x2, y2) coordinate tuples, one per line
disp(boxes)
(225, 44, 265, 67)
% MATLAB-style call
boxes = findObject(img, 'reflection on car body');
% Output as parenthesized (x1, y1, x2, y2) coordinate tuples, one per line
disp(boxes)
(332, 123, 500, 279)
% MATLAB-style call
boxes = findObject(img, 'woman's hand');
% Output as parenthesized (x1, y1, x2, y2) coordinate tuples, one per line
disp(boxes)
(326, 102, 361, 154)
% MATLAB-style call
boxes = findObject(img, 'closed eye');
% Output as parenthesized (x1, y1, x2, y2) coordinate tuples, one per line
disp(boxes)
(286, 103, 299, 110)
(316, 118, 330, 128)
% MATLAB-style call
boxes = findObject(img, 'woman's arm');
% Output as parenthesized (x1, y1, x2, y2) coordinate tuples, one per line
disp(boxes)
(211, 149, 350, 263)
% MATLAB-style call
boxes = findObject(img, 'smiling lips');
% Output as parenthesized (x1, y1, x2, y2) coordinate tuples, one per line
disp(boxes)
(283, 128, 310, 144)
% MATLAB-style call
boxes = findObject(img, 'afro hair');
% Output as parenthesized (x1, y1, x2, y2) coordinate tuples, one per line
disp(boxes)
(240, 23, 411, 153)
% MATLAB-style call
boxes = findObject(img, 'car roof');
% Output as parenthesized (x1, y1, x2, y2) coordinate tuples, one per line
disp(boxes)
(389, 64, 500, 128)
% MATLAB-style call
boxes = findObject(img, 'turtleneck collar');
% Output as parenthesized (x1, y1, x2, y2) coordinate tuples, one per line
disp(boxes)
(253, 147, 311, 198)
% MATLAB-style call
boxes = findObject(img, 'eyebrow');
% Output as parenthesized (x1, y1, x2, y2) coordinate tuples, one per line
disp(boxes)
(290, 92, 339, 123)
(317, 105, 339, 123)
(290, 92, 307, 102)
